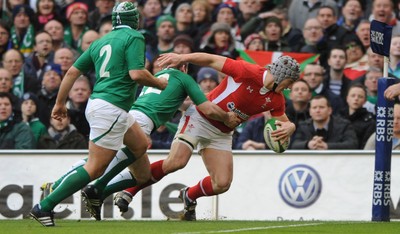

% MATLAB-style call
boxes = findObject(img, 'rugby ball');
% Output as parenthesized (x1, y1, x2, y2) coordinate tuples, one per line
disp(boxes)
(263, 118, 290, 153)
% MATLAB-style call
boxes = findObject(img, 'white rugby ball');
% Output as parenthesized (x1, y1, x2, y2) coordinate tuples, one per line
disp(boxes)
(263, 118, 290, 153)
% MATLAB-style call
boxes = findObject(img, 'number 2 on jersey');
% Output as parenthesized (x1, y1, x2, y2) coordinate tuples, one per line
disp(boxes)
(99, 44, 112, 78)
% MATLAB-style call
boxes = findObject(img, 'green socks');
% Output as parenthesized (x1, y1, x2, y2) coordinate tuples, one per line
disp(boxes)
(93, 147, 136, 197)
(40, 166, 90, 211)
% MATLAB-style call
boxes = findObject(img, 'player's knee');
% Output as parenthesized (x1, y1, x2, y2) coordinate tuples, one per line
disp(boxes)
(213, 179, 231, 194)
(163, 157, 188, 173)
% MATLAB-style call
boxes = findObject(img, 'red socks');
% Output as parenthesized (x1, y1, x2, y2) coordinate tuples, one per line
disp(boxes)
(125, 160, 165, 196)
(187, 176, 215, 201)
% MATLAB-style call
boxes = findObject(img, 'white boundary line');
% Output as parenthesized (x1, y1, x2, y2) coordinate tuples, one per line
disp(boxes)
(173, 223, 323, 234)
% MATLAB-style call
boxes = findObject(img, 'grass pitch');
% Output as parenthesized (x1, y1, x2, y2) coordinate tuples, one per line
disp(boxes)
(1, 219, 400, 234)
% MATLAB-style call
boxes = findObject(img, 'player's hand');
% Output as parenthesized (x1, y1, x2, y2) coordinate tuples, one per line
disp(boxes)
(157, 77, 168, 90)
(51, 103, 68, 122)
(271, 120, 295, 142)
(384, 83, 400, 100)
(223, 112, 241, 129)
(157, 53, 182, 68)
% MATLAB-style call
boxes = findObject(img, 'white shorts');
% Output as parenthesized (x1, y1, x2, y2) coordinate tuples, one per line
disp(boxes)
(129, 109, 154, 136)
(175, 105, 233, 152)
(86, 98, 135, 150)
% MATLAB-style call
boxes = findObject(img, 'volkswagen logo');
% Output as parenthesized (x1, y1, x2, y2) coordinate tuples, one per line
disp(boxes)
(279, 164, 322, 208)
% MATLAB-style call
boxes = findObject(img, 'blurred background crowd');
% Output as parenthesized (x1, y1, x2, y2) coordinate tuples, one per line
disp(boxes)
(0, 0, 399, 151)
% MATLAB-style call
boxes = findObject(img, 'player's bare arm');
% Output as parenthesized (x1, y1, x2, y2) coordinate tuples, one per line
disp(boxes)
(52, 66, 82, 121)
(384, 83, 400, 100)
(197, 101, 240, 129)
(158, 52, 226, 72)
(129, 69, 168, 90)
(271, 114, 296, 142)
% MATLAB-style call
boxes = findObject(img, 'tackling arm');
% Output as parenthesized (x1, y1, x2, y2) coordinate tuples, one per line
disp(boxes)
(197, 101, 240, 129)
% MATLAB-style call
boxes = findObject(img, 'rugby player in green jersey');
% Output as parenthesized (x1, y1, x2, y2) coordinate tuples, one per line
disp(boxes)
(37, 61, 240, 221)
(29, 2, 168, 227)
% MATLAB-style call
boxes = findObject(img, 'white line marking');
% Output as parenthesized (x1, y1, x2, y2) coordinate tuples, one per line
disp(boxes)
(174, 223, 323, 234)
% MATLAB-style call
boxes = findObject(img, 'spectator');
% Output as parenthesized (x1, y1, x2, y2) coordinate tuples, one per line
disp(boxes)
(23, 31, 55, 84)
(3, 49, 39, 96)
(196, 67, 219, 93)
(291, 95, 358, 150)
(64, 2, 89, 52)
(339, 84, 375, 149)
(237, 0, 261, 27)
(37, 109, 88, 149)
(324, 46, 352, 102)
(212, 3, 243, 49)
(0, 92, 35, 149)
(66, 75, 90, 139)
(243, 33, 265, 51)
(286, 79, 312, 128)
(343, 37, 368, 80)
(371, 0, 400, 35)
(98, 15, 113, 37)
(201, 22, 239, 59)
(317, 5, 359, 66)
(367, 47, 384, 71)
(355, 19, 370, 50)
(53, 47, 75, 76)
(20, 92, 47, 144)
(172, 34, 198, 78)
(362, 67, 382, 115)
(300, 18, 324, 53)
(88, 0, 115, 30)
(138, 0, 164, 38)
(0, 0, 11, 25)
(302, 63, 345, 114)
(34, 0, 63, 31)
(0, 68, 21, 116)
(174, 3, 195, 37)
(337, 0, 363, 31)
(44, 19, 76, 55)
(173, 33, 194, 54)
(80, 30, 100, 52)
(288, 0, 338, 30)
(260, 16, 291, 52)
(234, 111, 270, 150)
(10, 4, 36, 57)
(37, 63, 62, 127)
(0, 21, 11, 60)
(146, 15, 176, 65)
(273, 6, 304, 52)
(390, 35, 400, 78)
(365, 103, 400, 150)
(191, 0, 212, 50)
(6, 0, 30, 12)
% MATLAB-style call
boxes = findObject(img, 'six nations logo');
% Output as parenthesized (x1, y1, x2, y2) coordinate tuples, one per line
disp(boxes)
(279, 164, 322, 208)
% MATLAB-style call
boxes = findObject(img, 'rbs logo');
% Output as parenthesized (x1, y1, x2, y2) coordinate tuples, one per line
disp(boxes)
(279, 164, 322, 208)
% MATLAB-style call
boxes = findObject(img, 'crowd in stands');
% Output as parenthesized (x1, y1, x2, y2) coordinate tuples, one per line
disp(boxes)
(0, 0, 399, 150)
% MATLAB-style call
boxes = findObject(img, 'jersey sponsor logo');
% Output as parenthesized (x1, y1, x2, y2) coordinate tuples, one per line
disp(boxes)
(246, 86, 254, 93)
(226, 102, 250, 120)
(279, 164, 322, 208)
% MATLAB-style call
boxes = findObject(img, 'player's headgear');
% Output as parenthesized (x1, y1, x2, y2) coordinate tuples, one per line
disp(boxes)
(112, 1, 139, 30)
(267, 56, 300, 91)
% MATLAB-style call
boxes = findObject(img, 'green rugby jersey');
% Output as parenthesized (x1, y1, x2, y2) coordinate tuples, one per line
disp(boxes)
(73, 26, 145, 111)
(132, 68, 208, 128)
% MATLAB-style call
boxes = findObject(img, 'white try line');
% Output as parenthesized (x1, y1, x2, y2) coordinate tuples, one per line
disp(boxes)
(174, 222, 323, 234)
